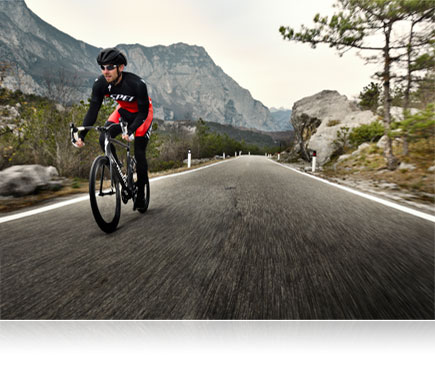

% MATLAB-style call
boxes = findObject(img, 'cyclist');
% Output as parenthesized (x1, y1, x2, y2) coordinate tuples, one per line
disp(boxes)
(75, 47, 153, 210)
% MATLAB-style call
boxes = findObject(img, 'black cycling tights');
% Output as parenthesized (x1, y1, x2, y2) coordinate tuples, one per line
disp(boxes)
(99, 121, 149, 188)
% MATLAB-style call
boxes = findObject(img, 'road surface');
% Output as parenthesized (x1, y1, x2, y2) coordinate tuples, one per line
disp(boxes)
(1, 156, 433, 319)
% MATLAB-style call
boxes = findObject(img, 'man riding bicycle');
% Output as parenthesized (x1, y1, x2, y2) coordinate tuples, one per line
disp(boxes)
(75, 47, 153, 210)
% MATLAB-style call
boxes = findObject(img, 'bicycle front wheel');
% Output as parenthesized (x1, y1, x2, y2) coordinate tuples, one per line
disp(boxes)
(89, 156, 121, 233)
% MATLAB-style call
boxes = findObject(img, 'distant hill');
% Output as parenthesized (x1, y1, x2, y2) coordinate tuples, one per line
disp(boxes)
(157, 119, 294, 150)
(270, 107, 293, 130)
(0, 0, 283, 131)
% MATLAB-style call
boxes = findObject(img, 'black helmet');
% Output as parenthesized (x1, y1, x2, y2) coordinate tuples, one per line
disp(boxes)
(97, 48, 127, 66)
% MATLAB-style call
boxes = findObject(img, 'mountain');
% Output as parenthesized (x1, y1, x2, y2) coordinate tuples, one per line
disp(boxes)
(0, 0, 279, 131)
(0, 0, 99, 95)
(270, 107, 293, 130)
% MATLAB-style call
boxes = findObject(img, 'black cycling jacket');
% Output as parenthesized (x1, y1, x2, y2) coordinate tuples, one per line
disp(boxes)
(81, 72, 151, 138)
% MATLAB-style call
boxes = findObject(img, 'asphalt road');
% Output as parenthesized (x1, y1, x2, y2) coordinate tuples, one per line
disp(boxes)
(1, 156, 434, 319)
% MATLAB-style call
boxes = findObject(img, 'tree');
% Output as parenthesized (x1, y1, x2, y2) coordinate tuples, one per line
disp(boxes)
(412, 71, 435, 108)
(392, 1, 434, 154)
(279, 0, 434, 169)
(392, 103, 435, 146)
(359, 82, 382, 112)
(395, 1, 434, 113)
(332, 126, 351, 156)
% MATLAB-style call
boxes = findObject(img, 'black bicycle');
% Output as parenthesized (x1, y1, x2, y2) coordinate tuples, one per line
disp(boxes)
(70, 119, 150, 233)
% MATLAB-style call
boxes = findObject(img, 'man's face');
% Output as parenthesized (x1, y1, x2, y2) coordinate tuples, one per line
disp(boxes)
(100, 64, 124, 83)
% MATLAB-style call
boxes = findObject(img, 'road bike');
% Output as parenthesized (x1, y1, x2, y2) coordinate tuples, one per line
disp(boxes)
(70, 119, 150, 233)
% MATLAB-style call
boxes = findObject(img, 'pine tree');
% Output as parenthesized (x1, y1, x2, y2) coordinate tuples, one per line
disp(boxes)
(280, 0, 434, 169)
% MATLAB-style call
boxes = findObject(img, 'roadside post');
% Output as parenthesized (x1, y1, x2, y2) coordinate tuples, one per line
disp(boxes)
(223, 152, 225, 159)
(278, 153, 280, 161)
(188, 149, 191, 168)
(312, 150, 317, 172)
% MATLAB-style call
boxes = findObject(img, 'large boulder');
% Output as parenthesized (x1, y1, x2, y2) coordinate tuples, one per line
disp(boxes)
(0, 165, 59, 196)
(290, 90, 378, 164)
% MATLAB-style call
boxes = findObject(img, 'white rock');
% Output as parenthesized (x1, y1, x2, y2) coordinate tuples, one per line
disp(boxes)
(291, 90, 377, 164)
(337, 154, 352, 163)
(352, 143, 371, 156)
(0, 164, 60, 196)
(378, 106, 419, 121)
(377, 135, 389, 149)
(399, 162, 416, 171)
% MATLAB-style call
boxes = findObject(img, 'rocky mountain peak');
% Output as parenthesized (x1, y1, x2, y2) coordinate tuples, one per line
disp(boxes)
(0, 1, 289, 131)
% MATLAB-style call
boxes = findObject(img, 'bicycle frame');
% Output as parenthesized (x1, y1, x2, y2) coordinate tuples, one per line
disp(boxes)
(70, 121, 135, 199)
(105, 135, 130, 192)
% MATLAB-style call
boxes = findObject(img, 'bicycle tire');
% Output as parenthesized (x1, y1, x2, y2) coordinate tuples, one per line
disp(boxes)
(89, 155, 121, 233)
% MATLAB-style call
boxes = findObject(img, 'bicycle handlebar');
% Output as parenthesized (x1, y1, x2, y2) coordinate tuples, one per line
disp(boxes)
(70, 119, 131, 147)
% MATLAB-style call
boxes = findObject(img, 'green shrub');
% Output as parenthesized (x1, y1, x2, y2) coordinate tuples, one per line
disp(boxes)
(332, 126, 351, 157)
(349, 121, 385, 147)
(71, 178, 82, 189)
(150, 160, 183, 172)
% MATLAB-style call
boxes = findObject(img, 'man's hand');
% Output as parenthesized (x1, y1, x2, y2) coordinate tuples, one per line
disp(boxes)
(122, 133, 134, 142)
(74, 138, 85, 148)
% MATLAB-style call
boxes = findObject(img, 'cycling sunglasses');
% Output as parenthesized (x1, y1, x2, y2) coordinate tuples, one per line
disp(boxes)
(100, 64, 117, 71)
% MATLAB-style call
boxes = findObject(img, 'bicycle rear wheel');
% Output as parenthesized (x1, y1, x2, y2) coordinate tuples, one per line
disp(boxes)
(89, 155, 121, 233)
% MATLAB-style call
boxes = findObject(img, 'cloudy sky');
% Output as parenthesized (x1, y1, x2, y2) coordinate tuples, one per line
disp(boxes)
(25, 0, 378, 109)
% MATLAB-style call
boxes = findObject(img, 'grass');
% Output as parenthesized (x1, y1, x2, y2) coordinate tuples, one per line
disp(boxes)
(327, 119, 341, 127)
(323, 136, 435, 203)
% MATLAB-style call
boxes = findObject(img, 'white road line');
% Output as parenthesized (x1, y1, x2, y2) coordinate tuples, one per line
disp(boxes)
(0, 158, 236, 224)
(270, 159, 435, 223)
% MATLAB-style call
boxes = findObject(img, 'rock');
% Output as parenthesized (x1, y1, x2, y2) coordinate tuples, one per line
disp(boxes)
(0, 164, 60, 196)
(46, 166, 59, 178)
(378, 106, 418, 121)
(352, 143, 371, 156)
(378, 182, 400, 190)
(399, 162, 416, 171)
(377, 135, 403, 150)
(0, 104, 21, 130)
(47, 180, 63, 191)
(377, 135, 389, 149)
(290, 90, 377, 165)
(337, 154, 352, 163)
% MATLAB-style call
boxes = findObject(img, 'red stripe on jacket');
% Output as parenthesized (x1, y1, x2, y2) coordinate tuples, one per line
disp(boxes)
(107, 98, 153, 137)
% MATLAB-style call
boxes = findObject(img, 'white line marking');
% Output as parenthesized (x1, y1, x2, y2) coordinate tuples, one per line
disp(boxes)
(0, 195, 90, 225)
(269, 159, 435, 223)
(0, 158, 236, 224)
(150, 157, 235, 182)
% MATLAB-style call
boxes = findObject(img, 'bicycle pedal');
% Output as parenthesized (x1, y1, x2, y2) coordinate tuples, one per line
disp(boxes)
(121, 189, 129, 204)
